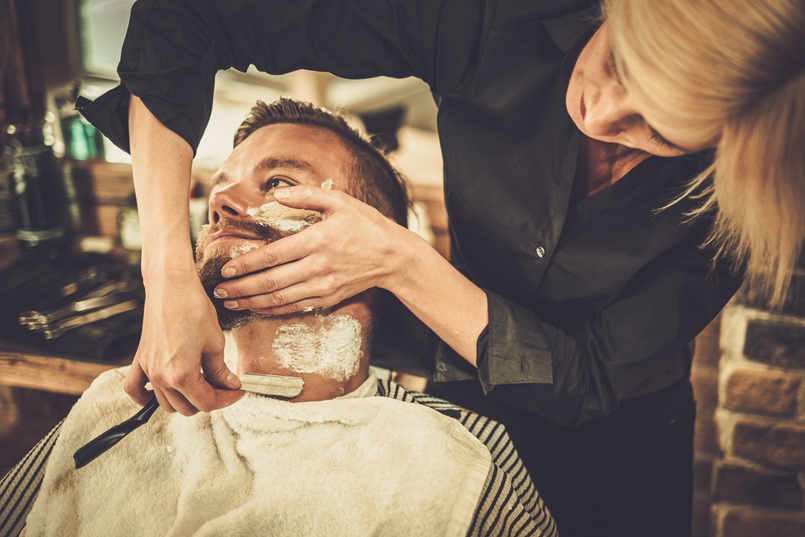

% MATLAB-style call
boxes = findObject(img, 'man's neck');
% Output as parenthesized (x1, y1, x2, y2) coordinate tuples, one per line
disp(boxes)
(232, 309, 371, 402)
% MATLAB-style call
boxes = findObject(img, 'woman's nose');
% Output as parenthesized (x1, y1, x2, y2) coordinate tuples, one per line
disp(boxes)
(584, 85, 639, 138)
(208, 183, 254, 225)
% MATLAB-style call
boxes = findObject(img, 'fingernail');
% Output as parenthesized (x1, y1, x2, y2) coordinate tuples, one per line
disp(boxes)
(221, 267, 237, 278)
(227, 372, 241, 389)
(274, 189, 291, 199)
(213, 288, 228, 298)
(224, 300, 238, 309)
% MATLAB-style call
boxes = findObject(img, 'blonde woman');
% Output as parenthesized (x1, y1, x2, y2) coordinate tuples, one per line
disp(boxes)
(79, 0, 803, 535)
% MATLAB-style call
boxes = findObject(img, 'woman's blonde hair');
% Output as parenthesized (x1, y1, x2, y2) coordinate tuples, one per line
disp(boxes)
(604, 0, 805, 307)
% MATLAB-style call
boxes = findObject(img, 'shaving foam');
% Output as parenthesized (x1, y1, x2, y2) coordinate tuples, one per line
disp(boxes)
(230, 242, 259, 258)
(272, 315, 362, 382)
(246, 201, 321, 232)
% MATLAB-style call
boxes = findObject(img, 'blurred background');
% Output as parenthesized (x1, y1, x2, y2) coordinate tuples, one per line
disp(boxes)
(1, 2, 803, 536)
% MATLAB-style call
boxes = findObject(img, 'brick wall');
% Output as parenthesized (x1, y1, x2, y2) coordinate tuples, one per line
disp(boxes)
(711, 273, 805, 537)
(692, 317, 722, 536)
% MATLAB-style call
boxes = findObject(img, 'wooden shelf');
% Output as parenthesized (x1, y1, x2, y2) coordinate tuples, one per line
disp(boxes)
(0, 344, 120, 396)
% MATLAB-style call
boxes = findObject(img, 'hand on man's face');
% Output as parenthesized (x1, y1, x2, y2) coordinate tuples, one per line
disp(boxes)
(195, 206, 323, 330)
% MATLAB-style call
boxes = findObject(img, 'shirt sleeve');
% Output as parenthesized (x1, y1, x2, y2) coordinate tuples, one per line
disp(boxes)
(78, 0, 493, 155)
(475, 236, 742, 427)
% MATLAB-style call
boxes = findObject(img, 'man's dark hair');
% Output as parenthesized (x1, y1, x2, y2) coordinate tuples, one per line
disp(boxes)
(234, 98, 409, 227)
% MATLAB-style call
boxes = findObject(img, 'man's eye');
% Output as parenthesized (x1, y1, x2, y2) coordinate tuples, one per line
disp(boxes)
(265, 177, 292, 191)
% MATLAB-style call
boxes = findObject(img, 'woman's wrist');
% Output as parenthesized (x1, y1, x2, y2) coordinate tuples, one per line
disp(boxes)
(140, 243, 197, 285)
(381, 226, 437, 296)
(378, 224, 487, 365)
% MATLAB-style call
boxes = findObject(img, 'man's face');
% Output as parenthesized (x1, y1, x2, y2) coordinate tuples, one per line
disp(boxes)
(196, 123, 354, 329)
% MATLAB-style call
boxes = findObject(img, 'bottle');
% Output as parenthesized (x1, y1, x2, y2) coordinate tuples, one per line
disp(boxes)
(1, 0, 67, 255)
(5, 121, 67, 253)
(57, 82, 106, 161)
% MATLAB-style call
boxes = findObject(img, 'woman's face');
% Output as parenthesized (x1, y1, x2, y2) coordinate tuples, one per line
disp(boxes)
(566, 23, 707, 156)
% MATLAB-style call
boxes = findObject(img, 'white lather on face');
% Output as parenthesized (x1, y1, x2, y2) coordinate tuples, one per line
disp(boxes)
(245, 178, 332, 232)
(245, 202, 321, 233)
(272, 314, 363, 382)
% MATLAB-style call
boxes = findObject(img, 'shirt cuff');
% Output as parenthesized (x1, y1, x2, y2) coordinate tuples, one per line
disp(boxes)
(477, 290, 553, 393)
(77, 44, 218, 156)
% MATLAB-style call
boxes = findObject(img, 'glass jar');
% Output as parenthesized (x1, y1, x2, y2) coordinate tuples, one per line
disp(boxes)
(3, 121, 67, 252)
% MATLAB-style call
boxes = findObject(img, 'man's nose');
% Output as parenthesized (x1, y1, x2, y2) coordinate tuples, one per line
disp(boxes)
(208, 183, 257, 225)
(584, 84, 640, 138)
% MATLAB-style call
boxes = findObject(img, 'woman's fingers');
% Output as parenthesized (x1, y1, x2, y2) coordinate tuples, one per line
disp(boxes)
(170, 369, 243, 414)
(223, 280, 333, 312)
(200, 341, 241, 390)
(215, 248, 311, 299)
(163, 387, 197, 416)
(128, 279, 242, 415)
(214, 190, 400, 317)
(124, 357, 183, 414)
(151, 386, 175, 414)
(123, 361, 153, 407)
(133, 366, 243, 417)
(219, 188, 354, 279)
(220, 227, 317, 279)
(272, 185, 350, 212)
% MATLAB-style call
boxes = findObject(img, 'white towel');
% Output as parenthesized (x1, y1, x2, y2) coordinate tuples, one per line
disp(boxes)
(25, 367, 491, 537)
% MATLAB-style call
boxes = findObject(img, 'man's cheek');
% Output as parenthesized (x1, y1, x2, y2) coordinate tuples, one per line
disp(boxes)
(194, 224, 213, 261)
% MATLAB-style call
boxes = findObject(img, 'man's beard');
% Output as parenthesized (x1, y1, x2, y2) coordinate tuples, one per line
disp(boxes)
(195, 218, 286, 331)
(197, 256, 255, 331)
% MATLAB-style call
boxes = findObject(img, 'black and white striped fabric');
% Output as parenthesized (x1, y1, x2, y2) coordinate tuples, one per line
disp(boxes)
(378, 381, 557, 537)
(0, 421, 63, 537)
(1, 381, 556, 537)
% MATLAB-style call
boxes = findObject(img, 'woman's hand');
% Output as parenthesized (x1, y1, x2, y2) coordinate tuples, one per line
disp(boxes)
(212, 186, 410, 315)
(124, 273, 244, 415)
(126, 95, 242, 414)
(213, 183, 488, 366)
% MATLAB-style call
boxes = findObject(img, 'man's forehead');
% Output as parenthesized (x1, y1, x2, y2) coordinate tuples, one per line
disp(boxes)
(216, 123, 351, 182)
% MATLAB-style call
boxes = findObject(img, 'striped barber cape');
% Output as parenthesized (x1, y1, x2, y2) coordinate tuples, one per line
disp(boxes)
(1, 377, 556, 537)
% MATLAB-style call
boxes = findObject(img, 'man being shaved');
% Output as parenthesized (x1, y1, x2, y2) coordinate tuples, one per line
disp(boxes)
(2, 99, 555, 537)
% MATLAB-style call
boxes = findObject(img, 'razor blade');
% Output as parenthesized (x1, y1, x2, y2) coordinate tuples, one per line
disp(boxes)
(240, 373, 304, 399)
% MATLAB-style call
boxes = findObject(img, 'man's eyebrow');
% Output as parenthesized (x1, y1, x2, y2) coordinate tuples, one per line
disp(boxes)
(209, 157, 317, 189)
(256, 157, 316, 174)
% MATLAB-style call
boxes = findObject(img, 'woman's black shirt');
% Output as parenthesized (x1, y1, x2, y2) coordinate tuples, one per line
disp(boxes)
(81, 0, 742, 427)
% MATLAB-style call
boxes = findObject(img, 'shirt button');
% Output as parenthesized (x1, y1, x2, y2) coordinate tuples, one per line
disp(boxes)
(535, 245, 546, 258)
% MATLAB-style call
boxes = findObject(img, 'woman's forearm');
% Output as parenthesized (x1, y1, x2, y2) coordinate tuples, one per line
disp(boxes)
(384, 230, 488, 367)
(128, 96, 197, 282)
(125, 96, 242, 415)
